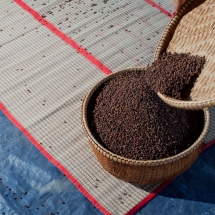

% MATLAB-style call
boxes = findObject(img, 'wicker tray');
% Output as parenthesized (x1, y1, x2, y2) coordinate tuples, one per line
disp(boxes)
(82, 68, 210, 184)
(154, 0, 215, 110)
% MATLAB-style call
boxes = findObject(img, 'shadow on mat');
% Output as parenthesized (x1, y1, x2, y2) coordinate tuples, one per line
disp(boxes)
(135, 144, 215, 204)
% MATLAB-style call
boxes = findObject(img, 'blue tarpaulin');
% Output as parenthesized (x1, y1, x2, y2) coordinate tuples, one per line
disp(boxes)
(0, 111, 102, 215)
(1, 110, 215, 214)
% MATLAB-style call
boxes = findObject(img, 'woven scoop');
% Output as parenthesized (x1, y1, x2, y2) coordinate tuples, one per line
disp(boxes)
(154, 0, 215, 110)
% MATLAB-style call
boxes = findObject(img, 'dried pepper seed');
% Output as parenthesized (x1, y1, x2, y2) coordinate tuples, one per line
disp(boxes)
(88, 53, 204, 160)
(145, 52, 206, 100)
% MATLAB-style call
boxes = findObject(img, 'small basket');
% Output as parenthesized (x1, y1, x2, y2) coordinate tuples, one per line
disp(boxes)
(154, 0, 215, 110)
(82, 68, 210, 184)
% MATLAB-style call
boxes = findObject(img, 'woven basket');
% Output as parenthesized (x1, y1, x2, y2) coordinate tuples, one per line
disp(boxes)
(154, 0, 215, 110)
(82, 68, 210, 184)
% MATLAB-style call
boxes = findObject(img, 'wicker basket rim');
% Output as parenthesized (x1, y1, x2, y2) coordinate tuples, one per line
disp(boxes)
(153, 0, 215, 110)
(153, 0, 193, 61)
(158, 92, 215, 110)
(82, 67, 210, 167)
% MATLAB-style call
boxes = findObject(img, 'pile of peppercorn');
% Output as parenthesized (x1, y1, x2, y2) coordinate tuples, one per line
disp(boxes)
(145, 52, 206, 100)
(88, 52, 205, 160)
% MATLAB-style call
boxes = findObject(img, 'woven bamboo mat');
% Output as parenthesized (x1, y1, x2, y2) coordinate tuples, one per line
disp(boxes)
(1, 0, 215, 214)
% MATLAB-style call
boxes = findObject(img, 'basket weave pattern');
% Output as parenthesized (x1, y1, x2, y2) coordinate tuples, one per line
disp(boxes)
(154, 0, 215, 110)
(82, 68, 210, 184)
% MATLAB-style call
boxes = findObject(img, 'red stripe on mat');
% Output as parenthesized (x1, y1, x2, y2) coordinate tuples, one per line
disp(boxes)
(14, 0, 112, 75)
(0, 102, 112, 215)
(2, 100, 215, 215)
(126, 179, 174, 215)
(11, 1, 215, 215)
(144, 0, 174, 18)
(126, 140, 215, 215)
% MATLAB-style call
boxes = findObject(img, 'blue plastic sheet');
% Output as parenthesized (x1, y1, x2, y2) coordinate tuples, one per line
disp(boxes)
(0, 111, 102, 215)
(1, 109, 215, 215)
(139, 142, 215, 215)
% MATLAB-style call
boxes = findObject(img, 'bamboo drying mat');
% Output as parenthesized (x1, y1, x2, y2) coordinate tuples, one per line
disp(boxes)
(0, 0, 215, 214)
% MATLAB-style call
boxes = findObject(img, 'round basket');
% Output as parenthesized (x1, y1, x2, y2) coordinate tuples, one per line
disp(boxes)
(154, 0, 215, 110)
(82, 68, 210, 184)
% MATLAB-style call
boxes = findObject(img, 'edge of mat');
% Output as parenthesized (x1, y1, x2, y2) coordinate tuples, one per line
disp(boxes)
(126, 139, 215, 215)
(1, 101, 215, 215)
(0, 102, 112, 215)
(6, 1, 215, 214)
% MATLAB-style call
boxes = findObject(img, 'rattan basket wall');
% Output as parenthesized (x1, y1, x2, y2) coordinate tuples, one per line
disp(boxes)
(82, 68, 210, 184)
(154, 0, 215, 110)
